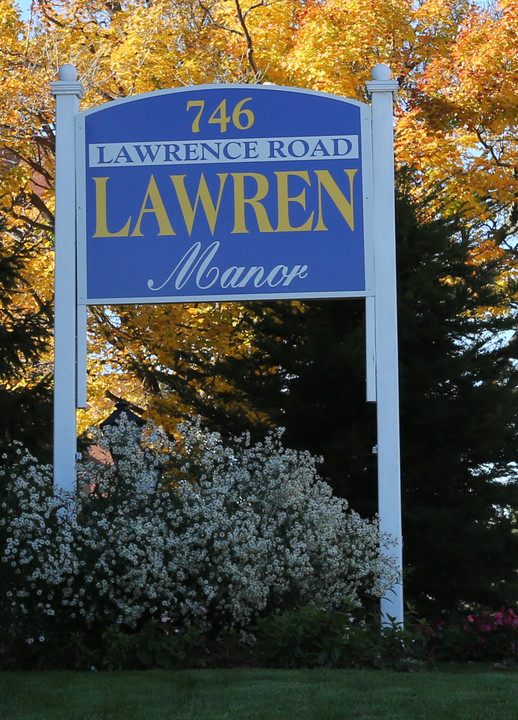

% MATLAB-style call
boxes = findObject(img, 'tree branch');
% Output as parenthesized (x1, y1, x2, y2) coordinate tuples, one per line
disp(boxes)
(233, 0, 261, 80)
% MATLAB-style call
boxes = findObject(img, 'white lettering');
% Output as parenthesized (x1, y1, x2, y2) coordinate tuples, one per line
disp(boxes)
(147, 242, 310, 293)
(237, 267, 265, 287)
(264, 265, 289, 287)
(195, 243, 220, 289)
(282, 264, 309, 285)
(220, 266, 246, 288)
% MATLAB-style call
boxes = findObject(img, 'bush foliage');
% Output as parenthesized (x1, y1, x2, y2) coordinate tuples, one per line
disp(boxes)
(2, 418, 516, 670)
(0, 419, 396, 669)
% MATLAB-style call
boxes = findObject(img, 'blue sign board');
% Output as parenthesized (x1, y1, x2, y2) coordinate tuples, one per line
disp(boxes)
(77, 85, 373, 304)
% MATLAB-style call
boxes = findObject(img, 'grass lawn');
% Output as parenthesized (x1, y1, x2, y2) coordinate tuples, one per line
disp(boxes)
(0, 665, 516, 720)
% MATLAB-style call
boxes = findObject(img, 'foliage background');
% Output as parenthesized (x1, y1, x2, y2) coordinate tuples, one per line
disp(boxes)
(0, 0, 517, 619)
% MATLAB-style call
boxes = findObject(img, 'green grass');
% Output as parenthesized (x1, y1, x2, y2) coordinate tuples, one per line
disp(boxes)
(0, 666, 516, 720)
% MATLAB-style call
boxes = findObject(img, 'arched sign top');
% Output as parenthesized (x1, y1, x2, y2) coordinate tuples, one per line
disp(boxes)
(78, 82, 370, 119)
(76, 84, 374, 305)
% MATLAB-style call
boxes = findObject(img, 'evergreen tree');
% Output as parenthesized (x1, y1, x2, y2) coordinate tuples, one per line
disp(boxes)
(0, 223, 52, 461)
(396, 191, 518, 614)
(212, 299, 377, 516)
(206, 187, 518, 616)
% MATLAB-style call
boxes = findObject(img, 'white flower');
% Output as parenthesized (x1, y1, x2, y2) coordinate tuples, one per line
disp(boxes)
(0, 418, 395, 638)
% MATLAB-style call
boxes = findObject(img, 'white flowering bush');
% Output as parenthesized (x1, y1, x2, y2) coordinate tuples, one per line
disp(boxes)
(0, 450, 75, 657)
(0, 419, 398, 665)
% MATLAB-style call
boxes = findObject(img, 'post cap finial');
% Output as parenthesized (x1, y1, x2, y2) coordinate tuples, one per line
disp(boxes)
(58, 65, 78, 82)
(371, 64, 392, 81)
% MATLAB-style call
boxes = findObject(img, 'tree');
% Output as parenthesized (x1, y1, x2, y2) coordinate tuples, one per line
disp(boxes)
(0, 0, 517, 615)
(1, 0, 518, 435)
(395, 186, 518, 614)
(204, 185, 518, 615)
(0, 219, 52, 459)
(285, 0, 518, 258)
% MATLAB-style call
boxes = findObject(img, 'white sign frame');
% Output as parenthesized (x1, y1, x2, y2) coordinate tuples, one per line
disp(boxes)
(51, 65, 402, 625)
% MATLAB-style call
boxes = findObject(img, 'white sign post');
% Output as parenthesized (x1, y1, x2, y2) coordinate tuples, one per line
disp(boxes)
(51, 65, 403, 626)
(366, 66, 403, 623)
(51, 65, 85, 492)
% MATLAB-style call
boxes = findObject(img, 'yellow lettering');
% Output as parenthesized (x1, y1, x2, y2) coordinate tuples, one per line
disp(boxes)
(275, 171, 314, 232)
(171, 173, 228, 236)
(315, 169, 357, 231)
(131, 175, 175, 237)
(92, 177, 132, 238)
(231, 173, 274, 234)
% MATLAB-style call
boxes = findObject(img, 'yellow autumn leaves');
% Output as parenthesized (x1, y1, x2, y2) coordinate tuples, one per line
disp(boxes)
(1, 0, 517, 429)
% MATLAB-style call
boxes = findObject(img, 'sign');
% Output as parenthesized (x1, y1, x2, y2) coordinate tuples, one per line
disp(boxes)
(77, 86, 373, 304)
(53, 66, 402, 625)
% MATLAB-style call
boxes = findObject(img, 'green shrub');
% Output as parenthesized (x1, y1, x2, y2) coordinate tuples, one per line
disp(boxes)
(101, 620, 204, 670)
(0, 420, 397, 669)
(430, 608, 518, 663)
(254, 604, 433, 671)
